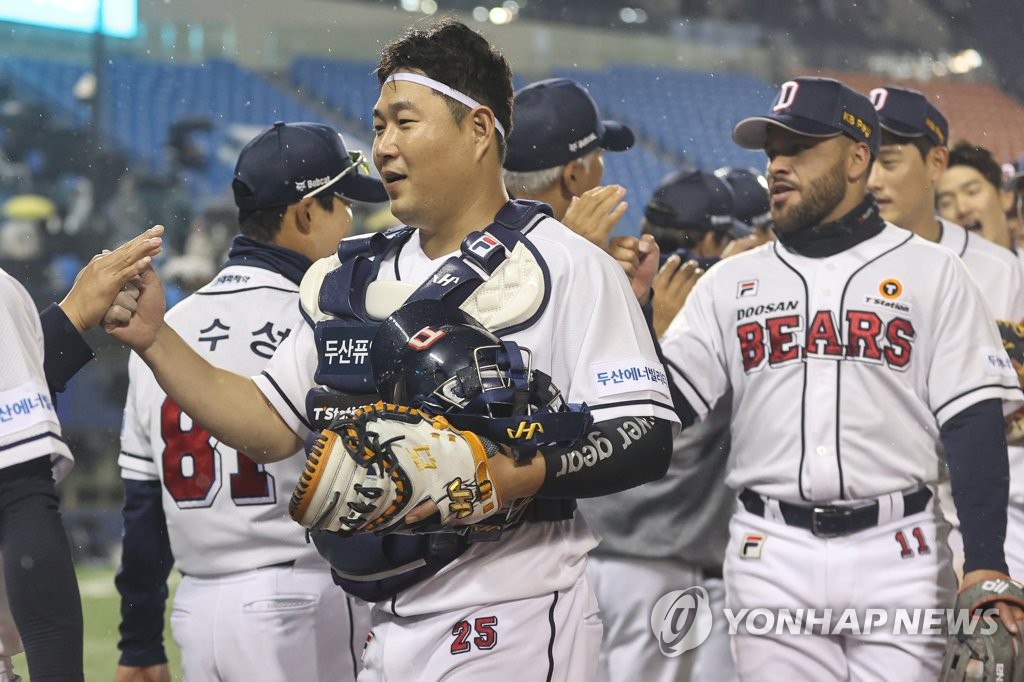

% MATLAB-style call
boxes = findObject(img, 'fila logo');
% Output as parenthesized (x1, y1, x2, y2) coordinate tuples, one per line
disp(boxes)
(737, 279, 759, 298)
(868, 87, 889, 112)
(408, 326, 446, 351)
(433, 272, 460, 287)
(469, 234, 501, 257)
(773, 81, 800, 112)
(741, 534, 765, 559)
(507, 421, 545, 440)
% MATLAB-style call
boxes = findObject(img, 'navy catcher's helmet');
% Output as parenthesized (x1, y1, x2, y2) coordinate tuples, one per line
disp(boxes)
(371, 299, 592, 462)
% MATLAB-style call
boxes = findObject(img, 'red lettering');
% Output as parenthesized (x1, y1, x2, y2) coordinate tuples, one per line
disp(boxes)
(805, 311, 844, 358)
(845, 311, 883, 360)
(737, 322, 766, 372)
(766, 315, 802, 365)
(883, 317, 915, 368)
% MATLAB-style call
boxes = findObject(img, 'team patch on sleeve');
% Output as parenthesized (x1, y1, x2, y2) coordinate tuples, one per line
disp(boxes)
(0, 380, 58, 438)
(592, 359, 671, 398)
(980, 345, 1016, 377)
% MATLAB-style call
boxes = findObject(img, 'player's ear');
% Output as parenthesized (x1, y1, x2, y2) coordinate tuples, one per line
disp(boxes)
(563, 158, 586, 196)
(469, 107, 498, 162)
(294, 197, 315, 234)
(847, 141, 872, 183)
(926, 146, 949, 184)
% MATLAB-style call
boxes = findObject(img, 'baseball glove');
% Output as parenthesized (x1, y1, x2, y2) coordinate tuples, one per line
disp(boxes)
(289, 402, 503, 535)
(939, 577, 1024, 682)
(997, 320, 1024, 444)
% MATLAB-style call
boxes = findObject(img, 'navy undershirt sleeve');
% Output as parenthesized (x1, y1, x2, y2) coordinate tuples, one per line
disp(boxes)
(116, 479, 174, 667)
(941, 398, 1009, 575)
(39, 303, 94, 395)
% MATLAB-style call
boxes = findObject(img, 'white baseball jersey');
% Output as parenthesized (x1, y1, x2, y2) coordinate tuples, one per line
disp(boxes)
(0, 268, 71, 480)
(119, 264, 321, 576)
(254, 217, 679, 615)
(660, 223, 1022, 502)
(936, 217, 1024, 322)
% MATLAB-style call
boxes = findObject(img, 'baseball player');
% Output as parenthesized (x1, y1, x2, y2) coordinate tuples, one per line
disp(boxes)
(938, 141, 1018, 251)
(502, 77, 635, 247)
(107, 18, 678, 682)
(114, 123, 384, 681)
(867, 87, 1024, 581)
(0, 228, 162, 682)
(660, 76, 1024, 680)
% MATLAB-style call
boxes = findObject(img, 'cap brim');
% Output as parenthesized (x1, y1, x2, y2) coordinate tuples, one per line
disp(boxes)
(732, 115, 841, 150)
(726, 219, 753, 239)
(600, 120, 635, 152)
(335, 173, 388, 204)
(878, 120, 927, 139)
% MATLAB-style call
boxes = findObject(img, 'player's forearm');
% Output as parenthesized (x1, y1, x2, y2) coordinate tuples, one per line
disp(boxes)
(942, 398, 1010, 574)
(140, 323, 302, 461)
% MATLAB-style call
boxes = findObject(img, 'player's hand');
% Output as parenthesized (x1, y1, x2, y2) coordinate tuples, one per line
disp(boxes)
(961, 569, 1024, 634)
(652, 256, 703, 338)
(114, 663, 171, 682)
(562, 185, 627, 248)
(404, 445, 545, 525)
(105, 228, 169, 353)
(720, 228, 774, 260)
(58, 225, 163, 333)
(607, 234, 659, 304)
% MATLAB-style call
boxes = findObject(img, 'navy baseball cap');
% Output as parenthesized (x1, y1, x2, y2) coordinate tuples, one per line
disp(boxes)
(868, 86, 948, 147)
(503, 78, 635, 172)
(714, 166, 771, 229)
(644, 169, 751, 238)
(232, 121, 387, 211)
(733, 77, 880, 157)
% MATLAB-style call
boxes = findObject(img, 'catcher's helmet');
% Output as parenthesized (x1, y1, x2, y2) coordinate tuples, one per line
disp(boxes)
(371, 299, 591, 462)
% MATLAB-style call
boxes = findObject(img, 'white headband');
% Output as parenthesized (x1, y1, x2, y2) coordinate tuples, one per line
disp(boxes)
(383, 72, 506, 138)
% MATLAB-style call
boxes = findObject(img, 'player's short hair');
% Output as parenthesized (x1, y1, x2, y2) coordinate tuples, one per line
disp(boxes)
(376, 18, 513, 158)
(237, 193, 335, 242)
(502, 151, 598, 197)
(880, 130, 934, 161)
(948, 141, 1003, 191)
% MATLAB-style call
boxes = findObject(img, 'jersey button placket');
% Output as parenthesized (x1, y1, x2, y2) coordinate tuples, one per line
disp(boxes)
(804, 261, 842, 501)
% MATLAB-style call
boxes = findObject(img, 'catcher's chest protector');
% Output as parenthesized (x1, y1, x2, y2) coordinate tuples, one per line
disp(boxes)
(309, 199, 552, 399)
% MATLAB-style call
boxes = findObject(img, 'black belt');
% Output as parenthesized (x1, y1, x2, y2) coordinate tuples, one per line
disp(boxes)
(739, 487, 932, 538)
(180, 559, 295, 578)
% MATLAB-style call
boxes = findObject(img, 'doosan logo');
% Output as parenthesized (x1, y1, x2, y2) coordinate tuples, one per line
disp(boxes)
(650, 587, 714, 657)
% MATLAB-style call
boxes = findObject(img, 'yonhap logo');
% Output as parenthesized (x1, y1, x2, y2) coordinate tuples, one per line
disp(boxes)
(650, 586, 713, 657)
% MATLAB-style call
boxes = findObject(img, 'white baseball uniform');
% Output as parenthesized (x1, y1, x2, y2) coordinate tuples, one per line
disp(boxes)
(932, 217, 1024, 580)
(659, 216, 1022, 679)
(119, 262, 369, 680)
(255, 217, 678, 681)
(0, 269, 73, 677)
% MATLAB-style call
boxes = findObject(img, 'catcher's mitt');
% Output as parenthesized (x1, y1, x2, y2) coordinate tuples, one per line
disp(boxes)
(997, 320, 1024, 444)
(940, 578, 1024, 682)
(289, 402, 502, 535)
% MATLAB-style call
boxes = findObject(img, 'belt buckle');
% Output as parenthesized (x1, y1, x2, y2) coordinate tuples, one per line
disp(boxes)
(810, 505, 840, 538)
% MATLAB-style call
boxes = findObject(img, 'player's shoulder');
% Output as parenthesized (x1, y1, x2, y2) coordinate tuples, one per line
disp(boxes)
(888, 223, 964, 264)
(696, 240, 777, 284)
(523, 215, 620, 266)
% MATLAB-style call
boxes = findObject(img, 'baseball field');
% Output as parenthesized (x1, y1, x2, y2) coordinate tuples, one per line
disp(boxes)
(12, 565, 182, 681)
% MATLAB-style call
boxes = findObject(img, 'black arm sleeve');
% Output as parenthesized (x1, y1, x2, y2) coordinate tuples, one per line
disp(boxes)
(537, 416, 672, 498)
(39, 303, 94, 395)
(116, 479, 174, 667)
(941, 398, 1009, 575)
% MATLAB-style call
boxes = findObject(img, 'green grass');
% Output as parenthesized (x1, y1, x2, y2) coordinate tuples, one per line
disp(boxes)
(12, 564, 182, 680)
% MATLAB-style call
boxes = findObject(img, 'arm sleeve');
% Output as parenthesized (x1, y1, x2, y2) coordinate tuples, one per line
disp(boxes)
(928, 257, 1024, 424)
(39, 303, 94, 395)
(116, 479, 174, 666)
(940, 398, 1009, 574)
(118, 354, 159, 481)
(538, 416, 673, 498)
(252, 319, 317, 437)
